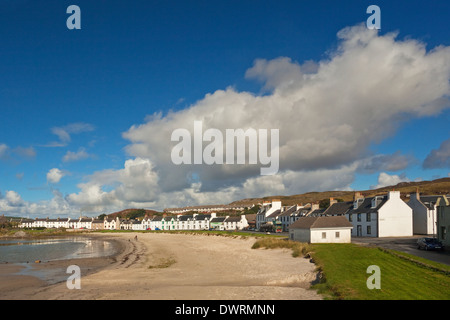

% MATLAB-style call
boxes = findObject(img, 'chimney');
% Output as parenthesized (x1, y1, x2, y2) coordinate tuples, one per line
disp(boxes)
(354, 192, 364, 201)
(329, 197, 337, 206)
(388, 191, 400, 200)
(410, 190, 420, 201)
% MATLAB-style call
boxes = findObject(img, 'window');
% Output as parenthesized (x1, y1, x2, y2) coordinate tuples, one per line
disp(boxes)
(357, 214, 361, 222)
(335, 232, 340, 238)
(367, 226, 371, 235)
(366, 213, 371, 222)
(322, 232, 326, 239)
(349, 214, 352, 222)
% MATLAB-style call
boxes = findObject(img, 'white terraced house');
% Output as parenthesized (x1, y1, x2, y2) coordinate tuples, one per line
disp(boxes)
(223, 215, 249, 230)
(407, 192, 440, 235)
(256, 200, 282, 230)
(104, 217, 120, 230)
(345, 191, 413, 237)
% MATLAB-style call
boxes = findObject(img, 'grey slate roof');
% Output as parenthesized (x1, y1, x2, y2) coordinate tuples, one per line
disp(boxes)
(419, 196, 441, 210)
(346, 196, 388, 215)
(194, 214, 211, 221)
(289, 216, 353, 229)
(309, 209, 326, 217)
(266, 209, 282, 219)
(279, 206, 297, 217)
(224, 216, 241, 222)
(323, 201, 353, 216)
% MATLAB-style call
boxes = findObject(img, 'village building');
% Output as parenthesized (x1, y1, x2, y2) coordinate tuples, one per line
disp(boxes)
(244, 214, 257, 230)
(92, 219, 104, 230)
(210, 217, 226, 230)
(104, 217, 120, 230)
(223, 215, 249, 231)
(289, 216, 353, 243)
(150, 216, 163, 230)
(407, 192, 440, 235)
(193, 213, 215, 230)
(346, 191, 413, 237)
(256, 200, 282, 230)
(437, 195, 450, 249)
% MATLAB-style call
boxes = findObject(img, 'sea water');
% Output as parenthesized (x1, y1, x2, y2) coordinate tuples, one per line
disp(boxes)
(0, 237, 117, 283)
(0, 237, 116, 263)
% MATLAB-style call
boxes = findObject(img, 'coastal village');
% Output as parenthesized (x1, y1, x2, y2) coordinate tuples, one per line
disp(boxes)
(13, 190, 450, 249)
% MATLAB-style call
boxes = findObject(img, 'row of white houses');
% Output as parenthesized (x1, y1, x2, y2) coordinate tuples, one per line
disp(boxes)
(18, 213, 250, 232)
(104, 213, 249, 231)
(19, 217, 103, 230)
(260, 191, 450, 242)
(259, 191, 413, 240)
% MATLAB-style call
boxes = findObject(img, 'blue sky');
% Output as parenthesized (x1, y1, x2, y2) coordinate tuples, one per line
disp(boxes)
(0, 1, 449, 217)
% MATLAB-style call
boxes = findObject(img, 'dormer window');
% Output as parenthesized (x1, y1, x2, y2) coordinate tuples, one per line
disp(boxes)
(371, 196, 383, 208)
(354, 198, 364, 209)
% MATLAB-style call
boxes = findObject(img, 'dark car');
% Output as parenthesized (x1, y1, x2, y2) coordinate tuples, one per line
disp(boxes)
(417, 237, 444, 251)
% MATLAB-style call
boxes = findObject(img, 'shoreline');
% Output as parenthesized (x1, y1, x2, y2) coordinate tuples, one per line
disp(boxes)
(0, 234, 127, 300)
(0, 232, 322, 300)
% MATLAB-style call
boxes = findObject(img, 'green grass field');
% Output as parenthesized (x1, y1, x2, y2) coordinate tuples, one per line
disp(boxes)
(252, 239, 450, 300)
(309, 243, 450, 300)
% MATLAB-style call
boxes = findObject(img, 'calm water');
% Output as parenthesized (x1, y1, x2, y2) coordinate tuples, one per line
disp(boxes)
(0, 237, 117, 263)
(0, 237, 118, 284)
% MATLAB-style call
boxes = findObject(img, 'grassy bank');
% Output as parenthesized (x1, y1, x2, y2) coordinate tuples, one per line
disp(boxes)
(251, 237, 311, 257)
(252, 239, 450, 300)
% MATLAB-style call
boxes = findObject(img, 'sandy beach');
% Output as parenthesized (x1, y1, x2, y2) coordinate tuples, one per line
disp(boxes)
(0, 232, 322, 300)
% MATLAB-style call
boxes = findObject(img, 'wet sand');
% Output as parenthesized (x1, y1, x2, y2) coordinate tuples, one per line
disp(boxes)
(0, 232, 322, 300)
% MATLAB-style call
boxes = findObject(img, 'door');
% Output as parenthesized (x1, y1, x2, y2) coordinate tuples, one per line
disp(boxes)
(357, 225, 362, 237)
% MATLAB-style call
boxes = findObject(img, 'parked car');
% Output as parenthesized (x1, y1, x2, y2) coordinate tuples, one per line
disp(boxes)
(417, 237, 444, 251)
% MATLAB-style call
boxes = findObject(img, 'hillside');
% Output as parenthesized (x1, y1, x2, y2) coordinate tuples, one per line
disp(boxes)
(109, 178, 450, 216)
(229, 177, 450, 206)
(106, 208, 162, 220)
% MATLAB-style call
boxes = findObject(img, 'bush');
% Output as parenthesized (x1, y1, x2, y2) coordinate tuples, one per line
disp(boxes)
(251, 238, 311, 258)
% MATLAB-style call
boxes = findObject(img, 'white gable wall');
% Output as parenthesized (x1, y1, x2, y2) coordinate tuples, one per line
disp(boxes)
(378, 192, 413, 237)
(310, 228, 352, 243)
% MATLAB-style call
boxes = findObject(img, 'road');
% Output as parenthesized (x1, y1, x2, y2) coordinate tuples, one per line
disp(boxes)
(352, 236, 450, 266)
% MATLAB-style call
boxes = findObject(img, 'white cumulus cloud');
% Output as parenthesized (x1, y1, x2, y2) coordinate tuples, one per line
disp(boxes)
(46, 168, 65, 184)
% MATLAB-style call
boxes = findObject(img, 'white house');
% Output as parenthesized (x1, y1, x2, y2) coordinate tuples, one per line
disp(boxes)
(223, 215, 249, 231)
(150, 216, 163, 230)
(256, 200, 282, 230)
(407, 192, 439, 235)
(289, 216, 353, 243)
(131, 220, 142, 230)
(104, 217, 120, 230)
(193, 213, 215, 230)
(78, 218, 93, 229)
(346, 191, 413, 237)
(141, 216, 152, 230)
(162, 216, 176, 230)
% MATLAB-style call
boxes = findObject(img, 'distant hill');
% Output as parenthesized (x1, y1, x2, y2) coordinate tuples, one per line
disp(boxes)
(109, 178, 450, 217)
(229, 177, 450, 206)
(106, 208, 162, 220)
